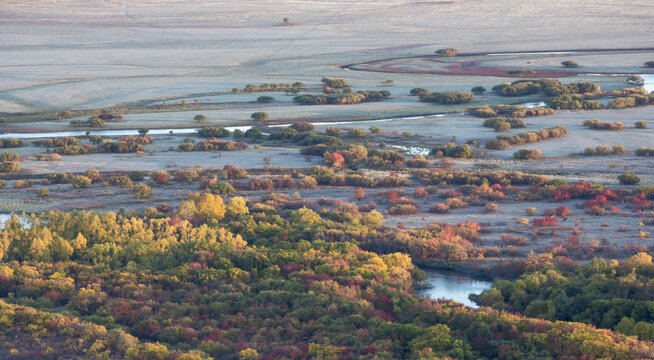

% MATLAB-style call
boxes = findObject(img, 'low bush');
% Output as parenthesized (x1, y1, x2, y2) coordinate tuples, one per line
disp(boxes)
(198, 127, 230, 138)
(133, 183, 152, 198)
(0, 152, 20, 162)
(618, 172, 640, 185)
(483, 117, 525, 130)
(582, 119, 626, 131)
(514, 149, 542, 160)
(561, 60, 579, 68)
(533, 217, 558, 226)
(419, 91, 474, 104)
(435, 48, 458, 57)
(485, 127, 567, 150)
(635, 148, 654, 157)
(635, 120, 648, 128)
(33, 137, 78, 147)
(582, 145, 627, 156)
(0, 138, 23, 148)
(0, 161, 20, 173)
(35, 153, 62, 161)
(55, 144, 95, 155)
(70, 175, 92, 188)
(431, 143, 474, 158)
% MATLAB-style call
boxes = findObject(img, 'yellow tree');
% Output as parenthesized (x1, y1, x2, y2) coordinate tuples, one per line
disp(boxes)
(226, 197, 249, 218)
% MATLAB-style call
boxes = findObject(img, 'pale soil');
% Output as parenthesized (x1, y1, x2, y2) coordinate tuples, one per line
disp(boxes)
(2, 0, 654, 112)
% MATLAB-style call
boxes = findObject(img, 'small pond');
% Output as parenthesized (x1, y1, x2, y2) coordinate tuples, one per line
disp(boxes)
(418, 268, 493, 308)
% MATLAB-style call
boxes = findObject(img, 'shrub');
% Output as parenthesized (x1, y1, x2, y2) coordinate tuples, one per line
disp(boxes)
(256, 96, 274, 103)
(70, 116, 106, 127)
(485, 127, 567, 149)
(561, 60, 579, 68)
(98, 141, 144, 153)
(494, 121, 511, 132)
(290, 122, 314, 132)
(348, 128, 366, 138)
(193, 114, 207, 122)
(369, 126, 381, 133)
(133, 183, 152, 199)
(485, 202, 499, 213)
(0, 161, 20, 173)
(109, 175, 133, 188)
(325, 126, 341, 136)
(636, 148, 654, 157)
(128, 171, 145, 181)
(37, 187, 50, 197)
(248, 178, 274, 191)
(407, 155, 429, 168)
(55, 144, 95, 155)
(409, 87, 430, 96)
(84, 169, 103, 182)
(582, 145, 627, 156)
(582, 119, 626, 131)
(389, 204, 419, 215)
(0, 138, 23, 148)
(635, 120, 648, 129)
(483, 117, 525, 129)
(70, 175, 92, 189)
(430, 203, 449, 213)
(432, 143, 474, 158)
(419, 91, 474, 104)
(471, 86, 486, 94)
(435, 48, 458, 57)
(33, 137, 78, 147)
(178, 142, 195, 151)
(211, 181, 236, 195)
(0, 152, 19, 162)
(533, 217, 558, 226)
(618, 172, 640, 185)
(299, 176, 318, 189)
(35, 153, 61, 161)
(251, 112, 269, 122)
(321, 77, 348, 88)
(198, 127, 230, 138)
(514, 149, 542, 160)
(13, 180, 32, 188)
(151, 170, 169, 185)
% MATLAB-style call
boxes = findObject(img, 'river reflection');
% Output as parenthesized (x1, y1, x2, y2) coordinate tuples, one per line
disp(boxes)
(418, 268, 492, 308)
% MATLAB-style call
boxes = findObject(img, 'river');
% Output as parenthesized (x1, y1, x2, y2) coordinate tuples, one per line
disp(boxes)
(0, 114, 452, 139)
(418, 268, 492, 308)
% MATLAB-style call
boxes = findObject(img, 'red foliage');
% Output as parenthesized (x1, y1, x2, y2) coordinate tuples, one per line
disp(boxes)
(556, 206, 571, 217)
(324, 151, 345, 167)
(354, 187, 365, 201)
(413, 187, 428, 198)
(533, 217, 558, 227)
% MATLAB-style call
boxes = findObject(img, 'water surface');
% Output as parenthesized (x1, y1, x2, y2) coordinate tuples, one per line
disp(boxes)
(418, 268, 492, 308)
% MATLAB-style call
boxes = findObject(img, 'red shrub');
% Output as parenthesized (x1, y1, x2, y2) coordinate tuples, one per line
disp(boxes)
(556, 206, 571, 217)
(533, 217, 558, 226)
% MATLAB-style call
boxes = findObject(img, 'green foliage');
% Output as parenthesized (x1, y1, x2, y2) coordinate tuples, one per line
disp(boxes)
(431, 143, 474, 158)
(250, 112, 269, 122)
(198, 126, 230, 138)
(618, 172, 640, 185)
(514, 148, 542, 160)
(133, 183, 152, 198)
(419, 91, 474, 104)
(256, 96, 274, 103)
(561, 60, 579, 68)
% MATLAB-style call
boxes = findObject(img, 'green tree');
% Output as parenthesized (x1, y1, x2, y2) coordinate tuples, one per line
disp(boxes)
(251, 112, 269, 122)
